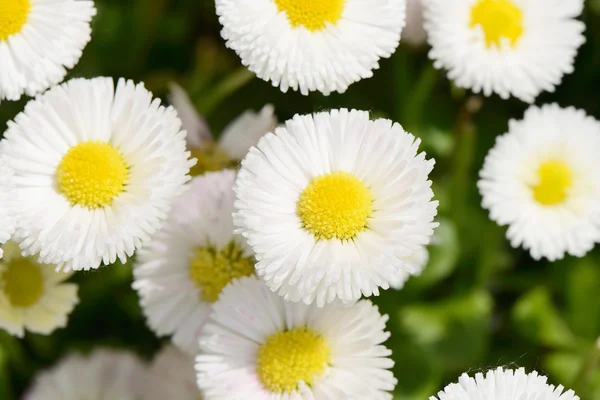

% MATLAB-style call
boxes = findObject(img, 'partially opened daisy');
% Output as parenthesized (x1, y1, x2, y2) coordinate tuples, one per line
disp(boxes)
(2, 77, 194, 271)
(215, 0, 405, 95)
(0, 159, 16, 258)
(0, 241, 78, 337)
(170, 83, 277, 175)
(234, 109, 438, 305)
(478, 104, 600, 261)
(196, 276, 397, 399)
(144, 345, 201, 400)
(133, 170, 255, 354)
(431, 367, 579, 400)
(24, 348, 146, 400)
(423, 0, 586, 102)
(0, 0, 96, 101)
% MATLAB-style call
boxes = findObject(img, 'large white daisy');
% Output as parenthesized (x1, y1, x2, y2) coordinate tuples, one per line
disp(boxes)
(133, 170, 255, 354)
(478, 104, 600, 261)
(0, 241, 78, 337)
(196, 276, 397, 399)
(0, 158, 16, 258)
(431, 367, 579, 400)
(215, 0, 406, 95)
(234, 109, 438, 306)
(144, 345, 201, 400)
(1, 77, 194, 271)
(24, 348, 146, 400)
(0, 0, 96, 101)
(423, 0, 586, 103)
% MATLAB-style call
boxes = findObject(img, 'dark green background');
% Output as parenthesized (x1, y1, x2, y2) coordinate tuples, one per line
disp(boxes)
(2, 0, 600, 398)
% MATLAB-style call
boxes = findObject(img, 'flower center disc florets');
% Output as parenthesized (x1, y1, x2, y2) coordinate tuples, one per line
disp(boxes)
(2, 257, 44, 307)
(531, 159, 573, 206)
(0, 0, 30, 41)
(470, 0, 524, 48)
(274, 0, 345, 31)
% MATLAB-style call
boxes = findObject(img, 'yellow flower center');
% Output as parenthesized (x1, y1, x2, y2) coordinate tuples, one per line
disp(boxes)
(298, 171, 373, 241)
(470, 0, 524, 48)
(274, 0, 345, 32)
(531, 160, 573, 206)
(189, 241, 255, 303)
(189, 143, 233, 177)
(0, 0, 30, 42)
(56, 141, 129, 209)
(1, 256, 44, 307)
(257, 327, 331, 393)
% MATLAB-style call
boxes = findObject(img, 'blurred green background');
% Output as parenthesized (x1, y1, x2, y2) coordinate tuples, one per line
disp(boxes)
(2, 0, 600, 398)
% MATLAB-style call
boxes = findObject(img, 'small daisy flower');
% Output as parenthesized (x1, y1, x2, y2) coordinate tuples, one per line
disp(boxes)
(24, 348, 146, 400)
(403, 0, 427, 47)
(0, 241, 78, 337)
(234, 109, 438, 306)
(133, 170, 255, 354)
(431, 367, 579, 400)
(423, 0, 586, 103)
(144, 345, 201, 400)
(478, 104, 600, 261)
(0, 0, 96, 101)
(215, 0, 406, 95)
(196, 276, 397, 399)
(0, 159, 16, 258)
(1, 77, 194, 271)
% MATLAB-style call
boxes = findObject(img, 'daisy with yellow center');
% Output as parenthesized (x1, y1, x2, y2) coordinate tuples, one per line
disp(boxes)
(478, 104, 600, 261)
(0, 0, 96, 101)
(423, 0, 586, 102)
(0, 241, 78, 337)
(196, 276, 397, 399)
(234, 109, 438, 306)
(215, 0, 406, 95)
(133, 170, 255, 354)
(1, 77, 194, 271)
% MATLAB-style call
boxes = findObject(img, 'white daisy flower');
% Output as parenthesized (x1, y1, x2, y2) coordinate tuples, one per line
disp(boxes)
(478, 104, 600, 261)
(423, 0, 586, 103)
(1, 77, 194, 271)
(215, 0, 406, 95)
(143, 345, 201, 400)
(133, 170, 255, 354)
(0, 241, 78, 337)
(0, 159, 16, 258)
(196, 276, 397, 399)
(24, 348, 146, 400)
(0, 0, 96, 101)
(234, 109, 438, 306)
(403, 0, 427, 47)
(431, 367, 579, 400)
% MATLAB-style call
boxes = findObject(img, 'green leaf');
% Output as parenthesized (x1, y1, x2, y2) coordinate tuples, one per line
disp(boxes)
(566, 258, 600, 340)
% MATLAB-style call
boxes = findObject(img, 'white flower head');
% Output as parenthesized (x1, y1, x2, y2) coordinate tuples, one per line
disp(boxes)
(431, 367, 579, 400)
(196, 276, 397, 400)
(423, 0, 586, 103)
(215, 0, 405, 95)
(478, 104, 600, 261)
(0, 158, 16, 258)
(234, 109, 438, 306)
(0, 0, 96, 101)
(133, 170, 255, 354)
(143, 345, 201, 400)
(403, 0, 427, 47)
(1, 77, 195, 272)
(0, 240, 78, 337)
(24, 348, 146, 400)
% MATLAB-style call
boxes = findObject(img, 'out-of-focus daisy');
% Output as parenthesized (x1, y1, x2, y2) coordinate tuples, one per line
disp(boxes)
(24, 348, 146, 400)
(0, 0, 96, 101)
(234, 109, 438, 306)
(0, 241, 77, 337)
(133, 170, 255, 354)
(431, 367, 579, 400)
(196, 276, 397, 399)
(2, 77, 194, 271)
(169, 83, 277, 176)
(0, 159, 15, 258)
(144, 345, 201, 400)
(403, 0, 427, 47)
(478, 104, 600, 261)
(215, 0, 405, 95)
(423, 0, 586, 103)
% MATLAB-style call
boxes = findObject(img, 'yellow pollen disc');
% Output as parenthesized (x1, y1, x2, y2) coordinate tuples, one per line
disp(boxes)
(0, 0, 30, 42)
(56, 141, 129, 209)
(257, 327, 331, 393)
(2, 257, 44, 307)
(470, 0, 524, 48)
(531, 160, 573, 206)
(189, 241, 255, 303)
(274, 0, 345, 32)
(298, 171, 373, 241)
(189, 144, 233, 177)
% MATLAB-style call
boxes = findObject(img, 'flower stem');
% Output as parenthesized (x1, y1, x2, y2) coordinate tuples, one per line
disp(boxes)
(403, 63, 438, 132)
(198, 68, 255, 116)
